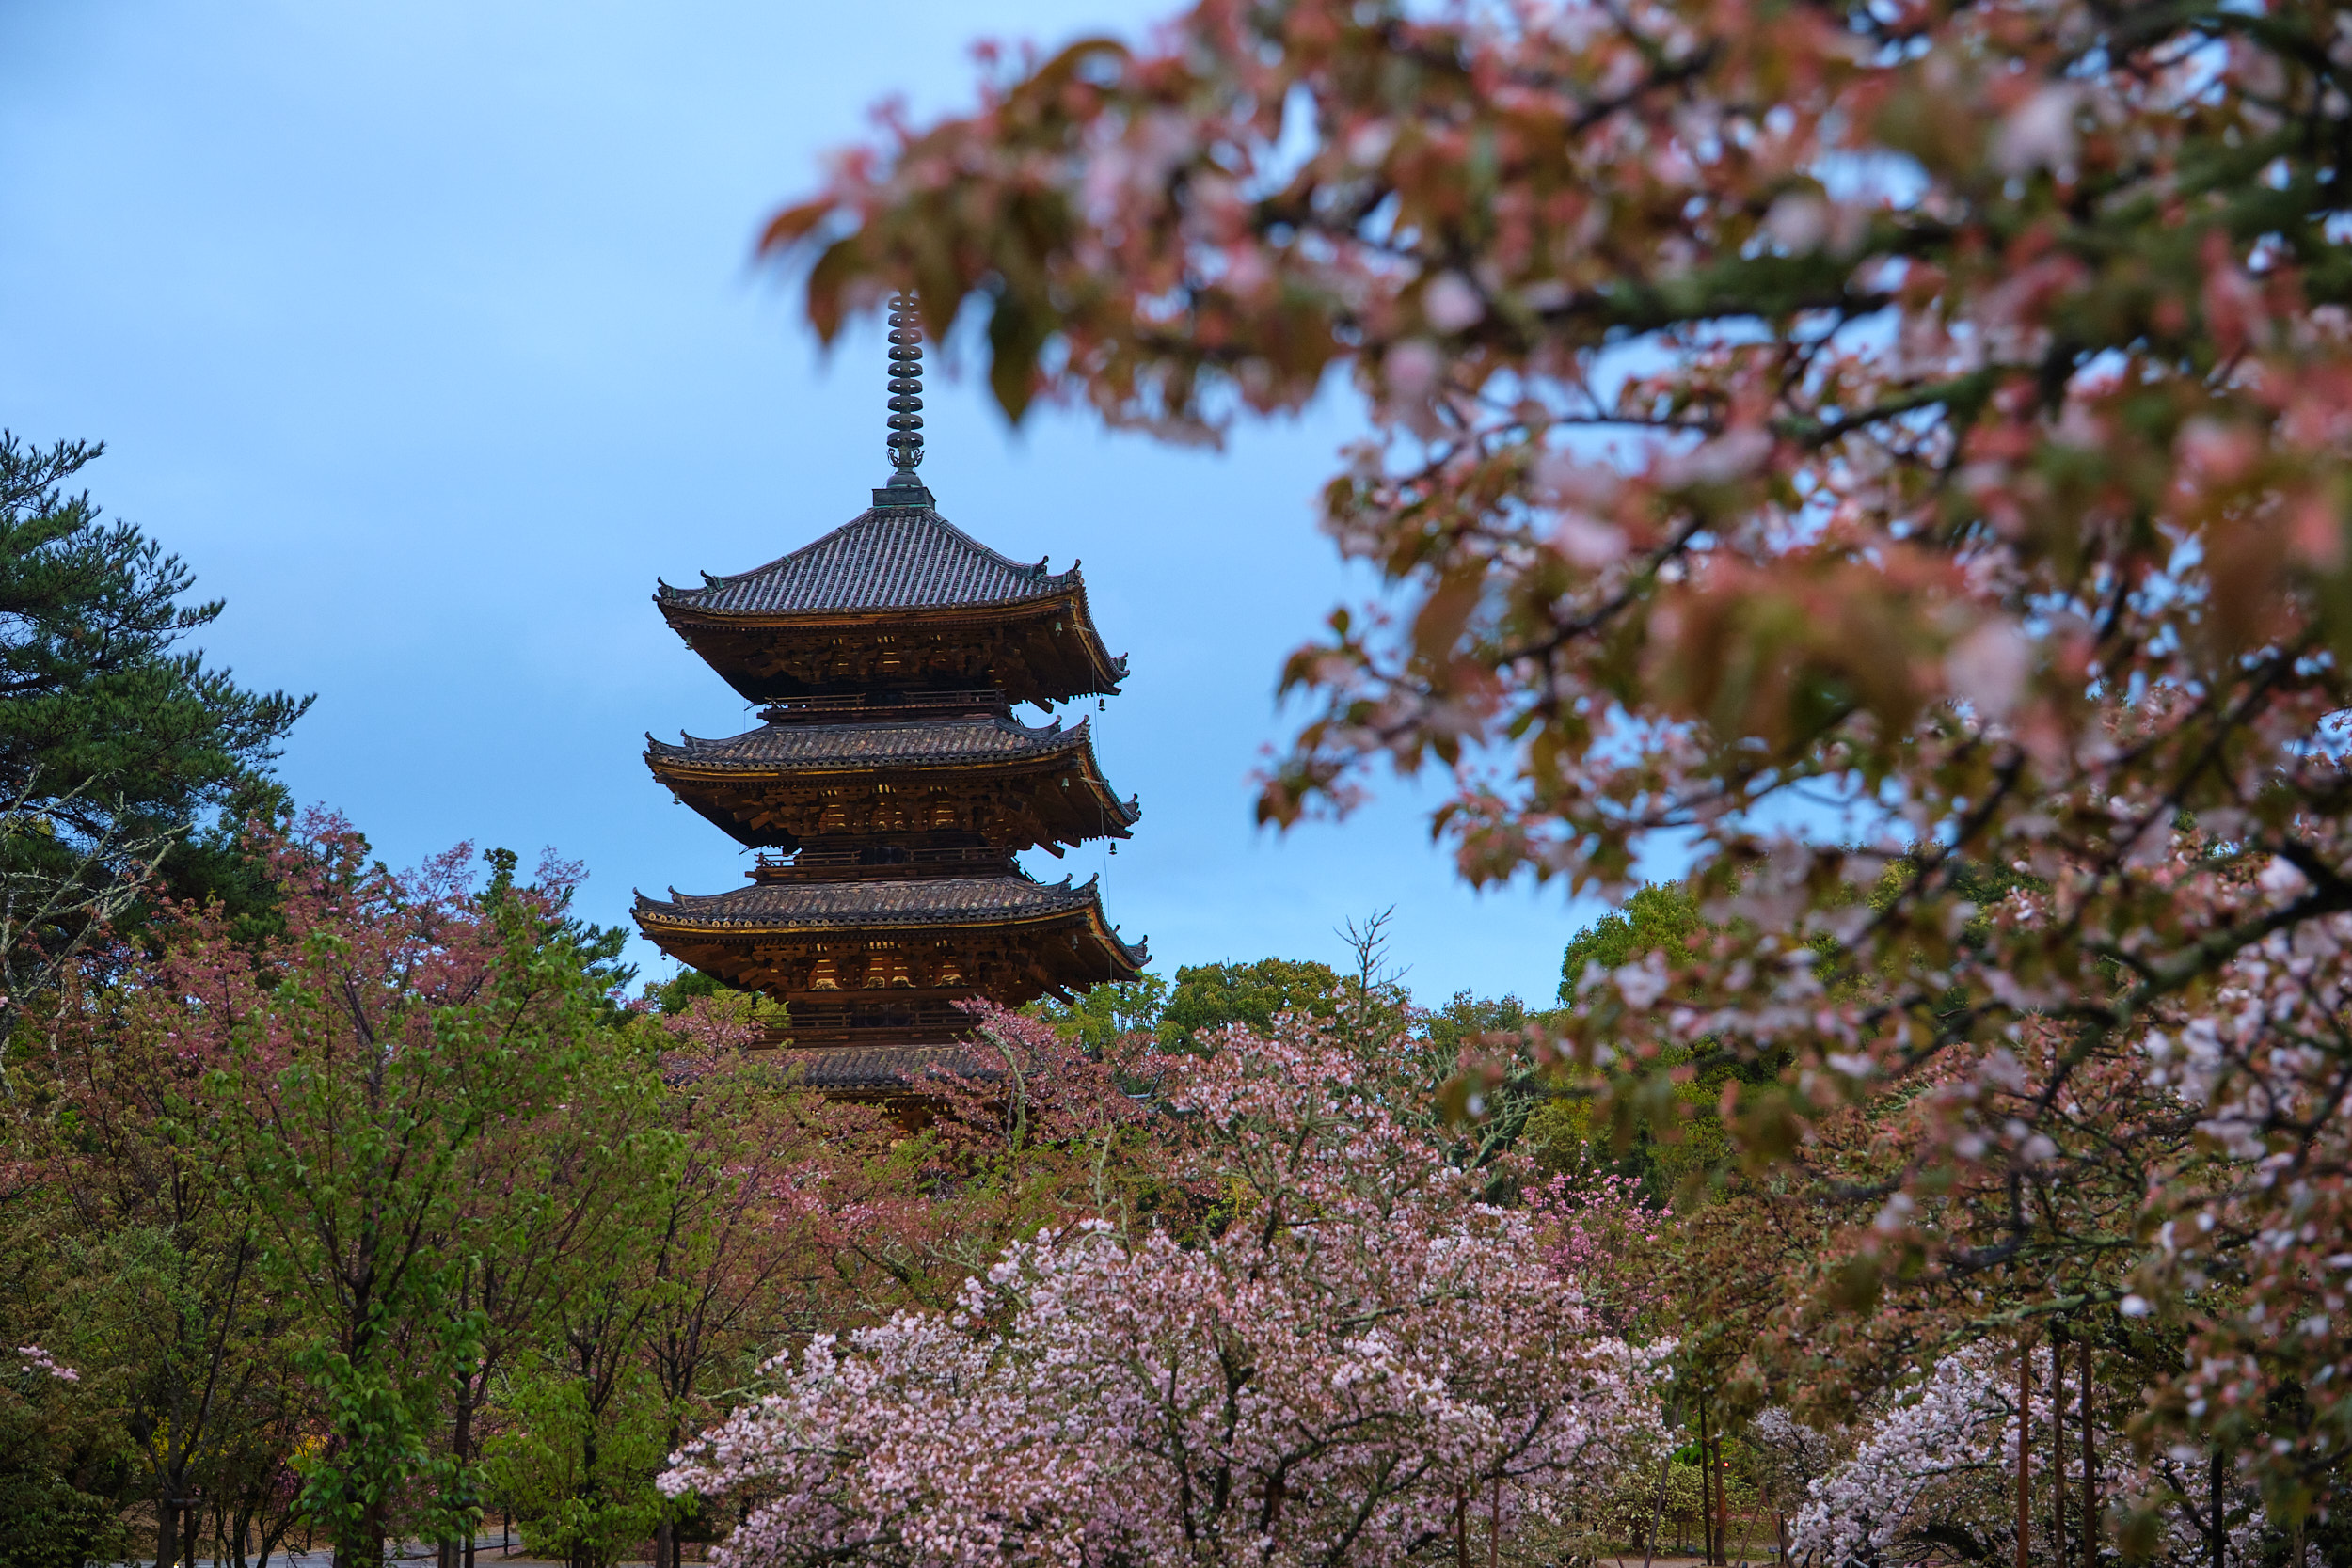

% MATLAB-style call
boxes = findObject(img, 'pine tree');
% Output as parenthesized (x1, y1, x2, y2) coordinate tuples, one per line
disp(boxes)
(0, 433, 309, 1014)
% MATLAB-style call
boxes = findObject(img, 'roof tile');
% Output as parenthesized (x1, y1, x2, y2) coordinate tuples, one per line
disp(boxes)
(636, 874, 1105, 928)
(776, 1044, 999, 1090)
(658, 509, 1077, 615)
(648, 714, 1089, 769)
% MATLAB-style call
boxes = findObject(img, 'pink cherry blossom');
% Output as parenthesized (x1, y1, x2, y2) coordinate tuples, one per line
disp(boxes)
(663, 1020, 1670, 1568)
(15, 1345, 79, 1383)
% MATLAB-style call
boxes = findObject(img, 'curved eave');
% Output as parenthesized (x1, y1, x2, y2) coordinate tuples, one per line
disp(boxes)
(632, 878, 1147, 971)
(645, 714, 1092, 772)
(642, 721, 1141, 847)
(654, 582, 1128, 701)
(654, 577, 1073, 617)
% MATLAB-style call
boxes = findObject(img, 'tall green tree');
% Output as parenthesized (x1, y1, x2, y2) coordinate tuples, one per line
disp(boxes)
(434, 861, 667, 1568)
(1556, 886, 1703, 1004)
(465, 1011, 673, 1568)
(1025, 973, 1170, 1051)
(173, 822, 630, 1568)
(1158, 957, 1343, 1048)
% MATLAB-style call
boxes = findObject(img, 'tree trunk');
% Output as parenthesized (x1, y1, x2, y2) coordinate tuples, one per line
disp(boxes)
(655, 1413, 684, 1568)
(443, 1377, 478, 1568)
(334, 1492, 387, 1568)
(576, 1397, 601, 1568)
(258, 1506, 295, 1568)
(1643, 1456, 1665, 1568)
(183, 1492, 202, 1568)
(1455, 1490, 1470, 1568)
(157, 1489, 180, 1568)
(1699, 1402, 1715, 1566)
(334, 1524, 380, 1568)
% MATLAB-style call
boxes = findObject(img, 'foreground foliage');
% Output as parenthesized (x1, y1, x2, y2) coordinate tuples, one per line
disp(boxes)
(764, 0, 2352, 1527)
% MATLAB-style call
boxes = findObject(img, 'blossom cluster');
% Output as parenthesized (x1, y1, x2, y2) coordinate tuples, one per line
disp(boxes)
(14, 1344, 79, 1383)
(661, 1021, 1669, 1568)
(1528, 1172, 1674, 1335)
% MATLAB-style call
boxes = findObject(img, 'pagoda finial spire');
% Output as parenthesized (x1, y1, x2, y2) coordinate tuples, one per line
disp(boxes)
(885, 293, 924, 475)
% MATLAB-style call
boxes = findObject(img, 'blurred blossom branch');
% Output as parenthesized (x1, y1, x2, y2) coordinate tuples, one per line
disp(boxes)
(759, 0, 2352, 1514)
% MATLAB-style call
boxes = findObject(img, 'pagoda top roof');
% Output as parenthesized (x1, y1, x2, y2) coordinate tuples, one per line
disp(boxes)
(635, 872, 1143, 962)
(656, 504, 1082, 620)
(647, 712, 1094, 771)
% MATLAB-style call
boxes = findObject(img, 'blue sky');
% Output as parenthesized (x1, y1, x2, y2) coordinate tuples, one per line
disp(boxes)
(0, 0, 1611, 1007)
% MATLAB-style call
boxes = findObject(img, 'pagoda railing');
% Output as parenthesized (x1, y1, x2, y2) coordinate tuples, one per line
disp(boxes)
(750, 844, 1023, 881)
(758, 689, 1009, 722)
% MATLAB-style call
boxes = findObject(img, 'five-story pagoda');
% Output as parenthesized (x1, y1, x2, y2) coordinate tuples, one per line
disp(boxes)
(635, 297, 1146, 1088)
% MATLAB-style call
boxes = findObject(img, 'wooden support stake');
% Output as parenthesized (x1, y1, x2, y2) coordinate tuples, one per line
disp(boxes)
(2209, 1449, 2226, 1568)
(2017, 1338, 2033, 1568)
(1718, 1454, 1731, 1568)
(2052, 1324, 2068, 1568)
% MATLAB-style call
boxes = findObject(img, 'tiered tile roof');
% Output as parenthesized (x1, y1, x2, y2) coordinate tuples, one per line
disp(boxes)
(636, 303, 1143, 1072)
(637, 872, 1136, 944)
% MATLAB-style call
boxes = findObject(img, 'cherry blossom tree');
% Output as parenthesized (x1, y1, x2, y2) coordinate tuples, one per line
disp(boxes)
(1790, 1345, 2258, 1568)
(1530, 1172, 1674, 1338)
(834, 1004, 1193, 1307)
(755, 0, 2352, 1516)
(660, 1020, 1668, 1568)
(24, 935, 313, 1568)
